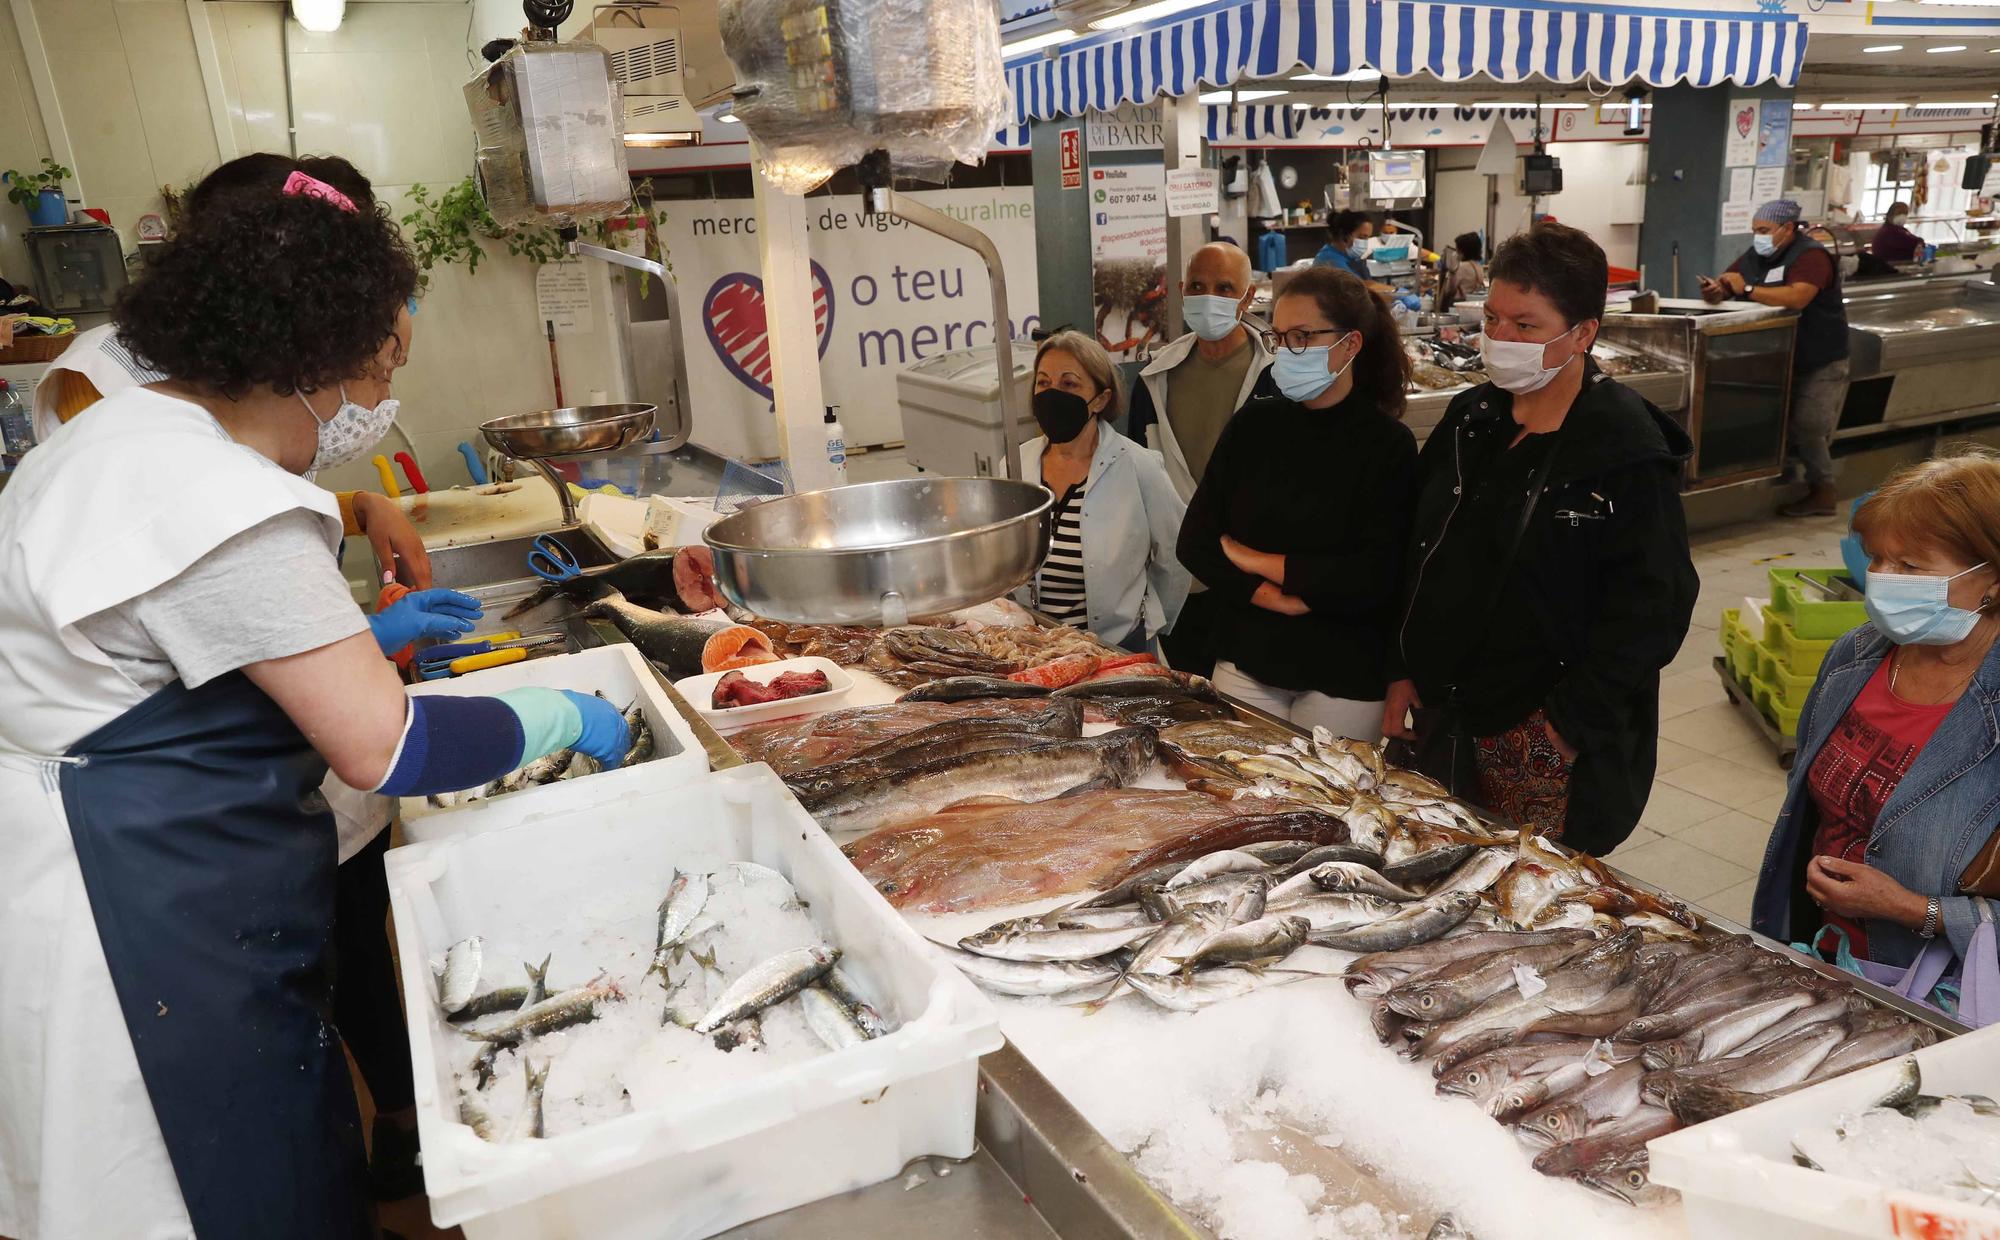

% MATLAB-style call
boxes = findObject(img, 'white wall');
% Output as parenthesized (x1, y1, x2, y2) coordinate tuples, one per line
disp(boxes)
(0, 1, 54, 291)
(1434, 140, 1647, 276)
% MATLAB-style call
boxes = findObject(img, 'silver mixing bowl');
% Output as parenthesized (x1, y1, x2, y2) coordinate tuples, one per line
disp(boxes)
(705, 477, 1053, 625)
(480, 403, 656, 459)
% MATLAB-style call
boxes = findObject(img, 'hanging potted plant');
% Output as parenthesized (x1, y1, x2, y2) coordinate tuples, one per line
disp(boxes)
(4, 158, 73, 227)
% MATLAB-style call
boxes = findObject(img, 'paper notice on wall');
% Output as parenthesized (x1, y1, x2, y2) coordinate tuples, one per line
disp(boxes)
(535, 260, 595, 334)
(1089, 164, 1168, 361)
(1752, 165, 1785, 206)
(1724, 97, 1759, 168)
(1728, 167, 1754, 206)
(1165, 168, 1220, 218)
(1757, 99, 1794, 168)
(1720, 199, 1755, 236)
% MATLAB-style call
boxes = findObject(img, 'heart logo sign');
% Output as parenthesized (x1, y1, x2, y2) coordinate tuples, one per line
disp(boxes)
(702, 262, 835, 400)
(1736, 106, 1754, 139)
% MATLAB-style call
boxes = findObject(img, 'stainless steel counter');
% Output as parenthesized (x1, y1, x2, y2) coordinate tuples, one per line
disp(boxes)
(1836, 274, 2000, 442)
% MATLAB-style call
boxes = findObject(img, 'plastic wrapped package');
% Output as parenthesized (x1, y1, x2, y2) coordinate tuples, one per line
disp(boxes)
(465, 40, 633, 229)
(718, 0, 1007, 194)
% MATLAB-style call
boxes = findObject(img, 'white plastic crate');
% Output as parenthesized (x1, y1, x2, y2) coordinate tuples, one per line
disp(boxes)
(1649, 1023, 2000, 1240)
(384, 764, 1004, 1239)
(400, 644, 707, 842)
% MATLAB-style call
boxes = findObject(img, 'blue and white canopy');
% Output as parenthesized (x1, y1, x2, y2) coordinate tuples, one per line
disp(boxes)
(1006, 0, 1808, 126)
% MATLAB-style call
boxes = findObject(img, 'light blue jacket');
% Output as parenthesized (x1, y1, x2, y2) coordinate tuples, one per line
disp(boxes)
(1016, 423, 1191, 644)
(1753, 623, 2000, 971)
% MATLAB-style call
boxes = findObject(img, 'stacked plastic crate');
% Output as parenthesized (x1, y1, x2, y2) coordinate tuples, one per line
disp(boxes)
(1722, 568, 1868, 738)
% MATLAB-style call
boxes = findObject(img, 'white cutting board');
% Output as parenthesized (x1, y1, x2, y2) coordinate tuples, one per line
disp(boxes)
(394, 482, 563, 548)
(580, 492, 721, 558)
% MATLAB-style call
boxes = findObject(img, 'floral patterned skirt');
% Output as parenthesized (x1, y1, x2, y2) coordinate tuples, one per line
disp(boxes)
(1473, 708, 1575, 838)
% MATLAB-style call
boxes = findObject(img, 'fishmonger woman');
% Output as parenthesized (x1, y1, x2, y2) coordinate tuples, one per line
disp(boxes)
(1753, 453, 2000, 981)
(0, 171, 627, 1239)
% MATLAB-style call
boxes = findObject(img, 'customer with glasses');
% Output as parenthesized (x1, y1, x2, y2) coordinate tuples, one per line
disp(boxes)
(1176, 266, 1417, 739)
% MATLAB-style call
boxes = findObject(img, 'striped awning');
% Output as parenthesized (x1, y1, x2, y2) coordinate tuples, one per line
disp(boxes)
(1006, 0, 1807, 126)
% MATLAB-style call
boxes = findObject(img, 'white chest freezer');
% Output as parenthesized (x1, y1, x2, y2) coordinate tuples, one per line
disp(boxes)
(894, 342, 1036, 477)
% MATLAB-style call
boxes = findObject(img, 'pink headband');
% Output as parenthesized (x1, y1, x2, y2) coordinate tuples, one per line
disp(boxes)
(282, 170, 357, 213)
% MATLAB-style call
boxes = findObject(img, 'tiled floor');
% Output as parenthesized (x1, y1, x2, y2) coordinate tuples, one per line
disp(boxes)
(843, 444, 1851, 924)
(1604, 507, 1852, 924)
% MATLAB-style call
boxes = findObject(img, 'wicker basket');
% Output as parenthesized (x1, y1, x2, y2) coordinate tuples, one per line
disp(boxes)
(0, 332, 77, 365)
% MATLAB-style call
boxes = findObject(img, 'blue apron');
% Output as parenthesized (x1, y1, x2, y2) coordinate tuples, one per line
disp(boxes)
(58, 670, 371, 1240)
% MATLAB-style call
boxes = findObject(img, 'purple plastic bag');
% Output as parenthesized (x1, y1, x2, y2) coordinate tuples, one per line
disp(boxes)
(1850, 900, 1999, 1028)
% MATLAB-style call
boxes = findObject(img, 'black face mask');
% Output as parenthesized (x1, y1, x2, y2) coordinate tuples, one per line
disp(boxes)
(1032, 388, 1095, 444)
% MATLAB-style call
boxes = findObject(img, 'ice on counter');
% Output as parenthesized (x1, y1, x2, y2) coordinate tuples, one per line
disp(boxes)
(1794, 1097, 2000, 1207)
(446, 858, 888, 1142)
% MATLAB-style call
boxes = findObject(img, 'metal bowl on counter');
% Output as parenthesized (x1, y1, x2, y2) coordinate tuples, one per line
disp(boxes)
(480, 403, 656, 459)
(704, 477, 1053, 625)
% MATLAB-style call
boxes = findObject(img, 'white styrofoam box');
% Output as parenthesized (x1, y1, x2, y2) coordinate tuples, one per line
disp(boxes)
(672, 656, 857, 731)
(400, 644, 707, 841)
(1649, 1023, 1999, 1240)
(385, 765, 1004, 1239)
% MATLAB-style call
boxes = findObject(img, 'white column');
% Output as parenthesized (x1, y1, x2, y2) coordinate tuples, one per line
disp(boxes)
(185, 1, 238, 164)
(750, 146, 835, 491)
(8, 0, 81, 201)
(1162, 93, 1206, 336)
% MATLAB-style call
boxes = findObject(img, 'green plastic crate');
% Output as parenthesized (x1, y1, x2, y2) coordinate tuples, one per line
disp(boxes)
(1759, 608, 1837, 678)
(1767, 567, 1869, 640)
(1748, 671, 1806, 738)
(1722, 609, 1761, 682)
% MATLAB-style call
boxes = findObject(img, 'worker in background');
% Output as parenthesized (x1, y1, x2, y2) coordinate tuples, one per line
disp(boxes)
(0, 166, 628, 1240)
(1126, 242, 1277, 676)
(26, 152, 453, 1205)
(1441, 231, 1488, 312)
(1870, 200, 1923, 265)
(1315, 210, 1382, 285)
(1810, 224, 1899, 284)
(1701, 198, 1851, 518)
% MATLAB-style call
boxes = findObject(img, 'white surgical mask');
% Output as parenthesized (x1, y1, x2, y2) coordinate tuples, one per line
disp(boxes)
(301, 384, 400, 474)
(1183, 294, 1243, 342)
(1479, 325, 1581, 395)
(1889, 213, 1908, 226)
(1752, 233, 1778, 258)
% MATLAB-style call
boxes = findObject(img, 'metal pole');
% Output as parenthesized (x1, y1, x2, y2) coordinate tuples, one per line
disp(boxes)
(862, 184, 1023, 482)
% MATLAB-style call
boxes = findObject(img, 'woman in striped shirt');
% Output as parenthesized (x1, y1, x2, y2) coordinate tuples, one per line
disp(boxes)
(1019, 331, 1190, 652)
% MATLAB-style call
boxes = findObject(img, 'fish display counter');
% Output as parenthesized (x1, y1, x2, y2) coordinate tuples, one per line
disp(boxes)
(1836, 272, 2000, 444)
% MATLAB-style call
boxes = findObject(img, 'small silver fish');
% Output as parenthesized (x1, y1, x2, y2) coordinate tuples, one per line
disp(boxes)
(956, 920, 1159, 963)
(821, 965, 891, 1037)
(940, 949, 1119, 997)
(694, 945, 838, 1033)
(622, 704, 655, 766)
(1173, 915, 1311, 972)
(1164, 849, 1269, 889)
(468, 975, 623, 1047)
(524, 954, 551, 1008)
(800, 985, 871, 1051)
(438, 937, 484, 1014)
(647, 870, 711, 978)
(461, 1092, 497, 1141)
(518, 748, 573, 786)
(519, 1059, 549, 1140)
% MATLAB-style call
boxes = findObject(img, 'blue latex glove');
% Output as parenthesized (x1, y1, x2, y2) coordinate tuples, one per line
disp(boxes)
(369, 588, 482, 654)
(561, 690, 630, 770)
(1396, 293, 1422, 312)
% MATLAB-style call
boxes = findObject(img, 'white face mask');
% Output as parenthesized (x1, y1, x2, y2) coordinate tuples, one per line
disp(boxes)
(301, 384, 400, 474)
(1479, 325, 1582, 395)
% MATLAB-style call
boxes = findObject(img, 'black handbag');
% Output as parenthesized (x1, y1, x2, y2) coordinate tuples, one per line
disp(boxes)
(1385, 411, 1571, 796)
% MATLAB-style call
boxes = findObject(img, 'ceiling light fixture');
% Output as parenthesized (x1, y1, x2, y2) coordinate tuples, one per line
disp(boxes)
(290, 0, 344, 32)
(1088, 0, 1210, 33)
(1862, 44, 1904, 54)
(1197, 89, 1285, 103)
(1001, 27, 1077, 56)
(1292, 69, 1383, 82)
(1927, 45, 1970, 54)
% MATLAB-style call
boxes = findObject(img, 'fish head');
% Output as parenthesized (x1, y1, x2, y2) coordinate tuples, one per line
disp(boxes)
(1385, 980, 1456, 1021)
(1515, 1102, 1588, 1150)
(1576, 1150, 1673, 1207)
(1490, 1079, 1551, 1122)
(1435, 1059, 1509, 1106)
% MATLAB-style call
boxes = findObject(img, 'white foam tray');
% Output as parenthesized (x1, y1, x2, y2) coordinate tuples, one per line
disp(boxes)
(672, 656, 857, 731)
(400, 644, 707, 842)
(1649, 1022, 2000, 1240)
(385, 764, 1004, 1239)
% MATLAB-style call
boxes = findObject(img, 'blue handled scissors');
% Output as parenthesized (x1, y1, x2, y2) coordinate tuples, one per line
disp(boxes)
(527, 533, 584, 583)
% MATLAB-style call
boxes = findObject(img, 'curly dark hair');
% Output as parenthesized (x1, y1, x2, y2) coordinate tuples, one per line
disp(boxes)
(1327, 209, 1372, 245)
(1275, 265, 1411, 421)
(117, 188, 416, 399)
(183, 153, 377, 221)
(1488, 222, 1607, 327)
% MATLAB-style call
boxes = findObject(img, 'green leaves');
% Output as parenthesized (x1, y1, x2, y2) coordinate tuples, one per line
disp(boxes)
(398, 175, 673, 294)
(3, 157, 72, 208)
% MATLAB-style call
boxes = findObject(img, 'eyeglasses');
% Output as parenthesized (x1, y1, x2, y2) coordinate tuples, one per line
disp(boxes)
(1261, 327, 1347, 354)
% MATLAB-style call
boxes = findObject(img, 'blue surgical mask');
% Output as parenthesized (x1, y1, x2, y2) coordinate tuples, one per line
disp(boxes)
(1865, 563, 1990, 646)
(1349, 239, 1369, 261)
(1752, 233, 1777, 258)
(1272, 333, 1357, 403)
(1183, 294, 1242, 342)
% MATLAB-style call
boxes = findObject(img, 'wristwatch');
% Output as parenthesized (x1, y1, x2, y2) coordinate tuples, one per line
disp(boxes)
(1919, 897, 1942, 940)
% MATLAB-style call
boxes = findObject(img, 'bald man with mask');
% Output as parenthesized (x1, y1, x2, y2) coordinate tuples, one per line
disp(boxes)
(1129, 241, 1278, 674)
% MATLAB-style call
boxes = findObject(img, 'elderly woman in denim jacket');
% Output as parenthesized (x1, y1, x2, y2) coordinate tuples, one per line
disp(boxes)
(1753, 453, 2000, 972)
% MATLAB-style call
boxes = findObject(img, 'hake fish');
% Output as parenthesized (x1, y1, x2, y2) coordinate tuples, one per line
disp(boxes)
(811, 729, 1158, 835)
(693, 945, 839, 1033)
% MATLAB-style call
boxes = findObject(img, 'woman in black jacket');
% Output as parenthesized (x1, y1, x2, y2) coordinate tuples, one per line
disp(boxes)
(1384, 224, 1698, 854)
(1177, 266, 1418, 741)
